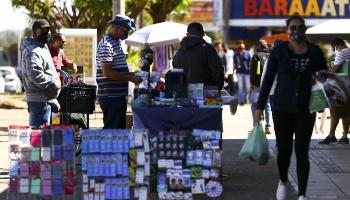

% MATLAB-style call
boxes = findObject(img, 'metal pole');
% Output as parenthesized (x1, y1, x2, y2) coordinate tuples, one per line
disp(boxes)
(112, 0, 125, 16)
(223, 0, 231, 43)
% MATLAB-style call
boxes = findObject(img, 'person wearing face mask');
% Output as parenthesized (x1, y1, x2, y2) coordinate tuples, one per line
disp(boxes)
(96, 14, 143, 129)
(48, 33, 77, 73)
(234, 41, 251, 105)
(20, 19, 61, 127)
(319, 38, 350, 145)
(255, 15, 328, 200)
(249, 40, 272, 134)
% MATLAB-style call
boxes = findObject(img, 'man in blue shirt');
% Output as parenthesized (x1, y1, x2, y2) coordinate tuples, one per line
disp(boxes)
(96, 15, 142, 129)
(234, 42, 251, 105)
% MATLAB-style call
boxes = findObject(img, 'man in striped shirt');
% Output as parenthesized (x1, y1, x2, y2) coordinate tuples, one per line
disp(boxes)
(96, 15, 142, 129)
(319, 38, 350, 144)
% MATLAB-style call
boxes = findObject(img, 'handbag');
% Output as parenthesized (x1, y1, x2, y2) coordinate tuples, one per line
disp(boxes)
(239, 122, 270, 165)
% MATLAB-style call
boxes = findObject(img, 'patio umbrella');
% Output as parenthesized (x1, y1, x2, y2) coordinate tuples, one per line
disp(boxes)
(125, 22, 187, 47)
(306, 19, 350, 42)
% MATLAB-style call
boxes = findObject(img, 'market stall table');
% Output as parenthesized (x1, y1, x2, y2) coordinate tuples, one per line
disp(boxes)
(132, 107, 223, 134)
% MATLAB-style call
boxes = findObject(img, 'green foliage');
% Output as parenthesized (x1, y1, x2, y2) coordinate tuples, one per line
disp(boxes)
(11, 0, 112, 39)
(127, 49, 141, 72)
(2, 42, 18, 66)
(11, 0, 190, 38)
(0, 31, 18, 66)
(147, 0, 191, 23)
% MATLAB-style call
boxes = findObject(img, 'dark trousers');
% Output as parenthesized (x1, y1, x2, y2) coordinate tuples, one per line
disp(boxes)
(273, 111, 315, 196)
(225, 74, 235, 95)
(99, 96, 127, 129)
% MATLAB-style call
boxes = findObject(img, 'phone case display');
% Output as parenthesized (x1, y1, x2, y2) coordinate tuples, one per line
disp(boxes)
(81, 129, 150, 200)
(7, 125, 76, 199)
(151, 129, 223, 200)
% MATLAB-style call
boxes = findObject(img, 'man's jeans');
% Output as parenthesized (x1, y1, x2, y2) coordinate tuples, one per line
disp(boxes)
(236, 73, 250, 104)
(27, 102, 51, 127)
(99, 96, 127, 129)
(250, 87, 271, 128)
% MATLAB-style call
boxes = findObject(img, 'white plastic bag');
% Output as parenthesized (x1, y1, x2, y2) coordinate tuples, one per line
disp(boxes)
(309, 80, 329, 113)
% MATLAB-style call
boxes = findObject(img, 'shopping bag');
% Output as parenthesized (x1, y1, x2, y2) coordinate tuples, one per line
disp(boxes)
(239, 123, 270, 165)
(309, 80, 329, 113)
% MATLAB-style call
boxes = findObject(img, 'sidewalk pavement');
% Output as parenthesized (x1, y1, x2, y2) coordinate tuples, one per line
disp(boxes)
(0, 105, 349, 199)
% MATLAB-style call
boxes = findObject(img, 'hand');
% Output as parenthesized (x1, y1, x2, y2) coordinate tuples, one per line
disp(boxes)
(224, 73, 228, 79)
(255, 109, 264, 121)
(72, 63, 78, 73)
(131, 76, 143, 84)
(54, 77, 61, 90)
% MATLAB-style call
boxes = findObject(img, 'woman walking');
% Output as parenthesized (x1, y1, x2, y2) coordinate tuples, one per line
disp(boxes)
(255, 15, 328, 200)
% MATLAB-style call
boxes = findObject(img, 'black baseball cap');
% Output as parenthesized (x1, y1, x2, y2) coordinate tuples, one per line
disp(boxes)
(32, 19, 50, 31)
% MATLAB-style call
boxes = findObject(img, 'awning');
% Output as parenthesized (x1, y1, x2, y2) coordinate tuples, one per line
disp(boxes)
(306, 19, 350, 42)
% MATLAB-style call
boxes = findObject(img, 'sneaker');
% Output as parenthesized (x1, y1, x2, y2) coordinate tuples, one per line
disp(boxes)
(338, 137, 349, 144)
(298, 195, 308, 200)
(319, 135, 337, 144)
(276, 181, 287, 200)
(265, 128, 271, 134)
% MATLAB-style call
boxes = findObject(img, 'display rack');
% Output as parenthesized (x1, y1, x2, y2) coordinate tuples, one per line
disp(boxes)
(150, 129, 223, 200)
(81, 129, 151, 200)
(8, 125, 76, 200)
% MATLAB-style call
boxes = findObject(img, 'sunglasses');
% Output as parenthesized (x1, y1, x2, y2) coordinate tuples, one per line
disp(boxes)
(289, 25, 306, 31)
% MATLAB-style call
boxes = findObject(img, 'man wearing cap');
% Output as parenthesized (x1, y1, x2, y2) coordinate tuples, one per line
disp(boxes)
(96, 14, 142, 129)
(249, 40, 272, 134)
(48, 33, 77, 73)
(172, 22, 224, 90)
(20, 19, 61, 127)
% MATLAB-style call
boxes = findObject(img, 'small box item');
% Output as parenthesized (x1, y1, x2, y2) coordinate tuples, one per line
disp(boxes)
(30, 130, 41, 146)
(30, 162, 41, 177)
(20, 162, 29, 177)
(30, 178, 41, 194)
(42, 179, 52, 195)
(9, 177, 18, 192)
(31, 147, 40, 161)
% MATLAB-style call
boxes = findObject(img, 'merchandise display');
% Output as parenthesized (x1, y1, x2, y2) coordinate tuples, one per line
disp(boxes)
(7, 125, 76, 199)
(151, 129, 223, 200)
(81, 129, 150, 200)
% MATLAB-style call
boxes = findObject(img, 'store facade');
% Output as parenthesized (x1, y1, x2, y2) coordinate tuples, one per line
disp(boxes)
(228, 0, 350, 41)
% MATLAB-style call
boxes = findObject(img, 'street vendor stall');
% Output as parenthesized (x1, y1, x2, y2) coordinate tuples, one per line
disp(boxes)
(133, 107, 222, 135)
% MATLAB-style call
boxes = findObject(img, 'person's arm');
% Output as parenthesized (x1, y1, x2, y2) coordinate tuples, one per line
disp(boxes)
(208, 46, 224, 90)
(329, 49, 342, 73)
(260, 58, 268, 86)
(61, 51, 77, 73)
(249, 55, 258, 87)
(225, 51, 234, 76)
(255, 48, 278, 121)
(27, 51, 60, 90)
(99, 42, 142, 84)
(172, 49, 182, 68)
(101, 63, 142, 84)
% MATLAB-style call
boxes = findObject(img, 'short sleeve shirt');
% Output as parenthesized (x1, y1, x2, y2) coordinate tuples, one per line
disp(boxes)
(96, 34, 129, 97)
(334, 47, 350, 65)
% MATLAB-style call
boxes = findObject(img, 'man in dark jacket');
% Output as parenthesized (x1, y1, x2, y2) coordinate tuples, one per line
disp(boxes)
(249, 40, 272, 134)
(172, 22, 224, 90)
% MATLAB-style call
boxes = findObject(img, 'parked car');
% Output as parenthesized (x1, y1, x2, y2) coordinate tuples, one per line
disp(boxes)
(0, 66, 23, 93)
(0, 71, 5, 93)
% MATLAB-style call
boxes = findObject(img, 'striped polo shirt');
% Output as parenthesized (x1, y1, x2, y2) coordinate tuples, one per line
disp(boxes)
(96, 34, 129, 97)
